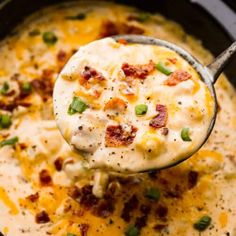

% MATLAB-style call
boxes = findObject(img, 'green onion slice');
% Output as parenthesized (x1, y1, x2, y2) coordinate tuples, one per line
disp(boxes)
(0, 136, 18, 147)
(145, 187, 161, 201)
(1, 82, 10, 95)
(135, 104, 148, 116)
(0, 114, 12, 128)
(42, 32, 58, 45)
(125, 225, 139, 236)
(68, 97, 88, 115)
(193, 215, 212, 231)
(22, 82, 32, 94)
(156, 62, 172, 75)
(181, 128, 192, 141)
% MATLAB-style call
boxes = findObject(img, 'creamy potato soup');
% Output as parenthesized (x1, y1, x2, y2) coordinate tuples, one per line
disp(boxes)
(54, 37, 214, 172)
(0, 2, 236, 236)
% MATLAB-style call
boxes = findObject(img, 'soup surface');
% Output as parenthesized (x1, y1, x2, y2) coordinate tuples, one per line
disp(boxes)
(0, 2, 235, 236)
(54, 37, 214, 172)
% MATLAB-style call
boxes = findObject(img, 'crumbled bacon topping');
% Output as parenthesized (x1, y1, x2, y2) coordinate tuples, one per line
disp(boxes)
(122, 60, 155, 80)
(160, 127, 169, 136)
(188, 170, 199, 189)
(149, 104, 168, 129)
(167, 58, 177, 64)
(121, 194, 139, 222)
(99, 20, 144, 38)
(165, 70, 191, 86)
(39, 169, 52, 186)
(155, 204, 168, 218)
(54, 157, 64, 171)
(26, 192, 39, 203)
(93, 199, 115, 218)
(105, 125, 137, 147)
(57, 50, 67, 62)
(31, 69, 54, 101)
(80, 224, 89, 236)
(80, 66, 106, 88)
(104, 97, 127, 112)
(68, 186, 81, 199)
(79, 185, 99, 209)
(35, 210, 50, 224)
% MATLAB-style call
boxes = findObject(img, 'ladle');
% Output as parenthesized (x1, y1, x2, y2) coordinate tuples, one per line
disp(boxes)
(111, 35, 236, 170)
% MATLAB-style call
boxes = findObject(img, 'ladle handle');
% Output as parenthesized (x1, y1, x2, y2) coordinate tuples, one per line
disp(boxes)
(207, 41, 236, 83)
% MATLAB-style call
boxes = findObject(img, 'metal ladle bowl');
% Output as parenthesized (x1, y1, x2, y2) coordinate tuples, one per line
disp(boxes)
(112, 35, 236, 170)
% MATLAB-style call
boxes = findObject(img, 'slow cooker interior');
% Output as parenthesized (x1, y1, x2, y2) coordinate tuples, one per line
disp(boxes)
(0, 0, 235, 83)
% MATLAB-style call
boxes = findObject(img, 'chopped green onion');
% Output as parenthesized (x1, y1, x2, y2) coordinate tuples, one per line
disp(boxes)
(68, 97, 88, 115)
(0, 136, 18, 147)
(65, 13, 86, 20)
(22, 82, 32, 94)
(135, 104, 148, 116)
(137, 12, 151, 22)
(145, 187, 161, 201)
(29, 29, 40, 36)
(181, 128, 192, 141)
(1, 82, 9, 95)
(0, 114, 12, 128)
(67, 233, 77, 236)
(156, 62, 172, 75)
(42, 32, 58, 45)
(193, 215, 212, 231)
(125, 225, 139, 236)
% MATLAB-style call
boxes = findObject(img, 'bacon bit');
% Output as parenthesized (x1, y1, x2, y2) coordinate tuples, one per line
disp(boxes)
(79, 185, 99, 209)
(93, 199, 114, 218)
(31, 69, 54, 101)
(57, 50, 67, 62)
(117, 38, 128, 45)
(80, 223, 89, 236)
(39, 169, 52, 186)
(153, 224, 168, 231)
(165, 70, 191, 86)
(165, 184, 182, 198)
(104, 98, 127, 112)
(54, 157, 64, 171)
(122, 60, 155, 80)
(26, 192, 39, 203)
(149, 104, 168, 129)
(42, 69, 54, 80)
(167, 58, 177, 64)
(68, 186, 81, 199)
(156, 204, 168, 218)
(19, 143, 27, 150)
(99, 20, 144, 38)
(135, 215, 148, 230)
(160, 127, 169, 136)
(57, 50, 71, 72)
(105, 125, 137, 147)
(188, 170, 199, 189)
(3, 90, 15, 97)
(35, 210, 50, 224)
(121, 194, 139, 222)
(140, 204, 151, 215)
(80, 66, 106, 88)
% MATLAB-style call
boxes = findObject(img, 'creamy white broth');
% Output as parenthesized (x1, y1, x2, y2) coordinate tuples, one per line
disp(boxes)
(54, 37, 214, 172)
(0, 2, 235, 236)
